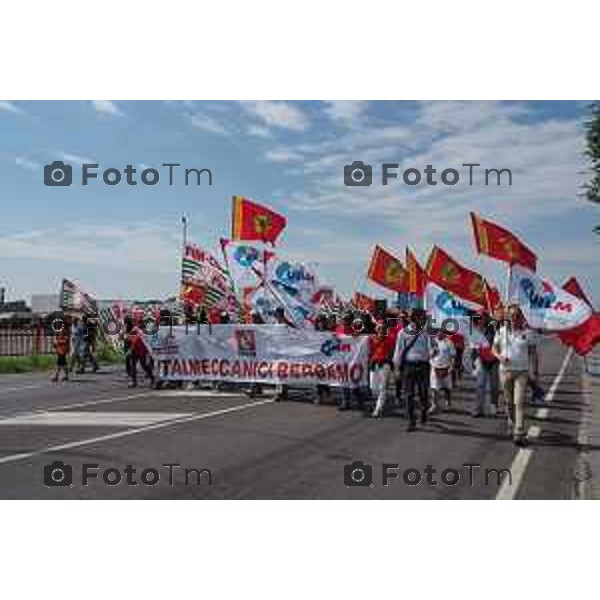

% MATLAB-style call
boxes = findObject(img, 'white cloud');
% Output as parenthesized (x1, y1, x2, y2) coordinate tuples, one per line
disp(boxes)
(239, 100, 309, 131)
(15, 156, 39, 170)
(247, 124, 271, 138)
(58, 151, 95, 166)
(265, 147, 303, 163)
(0, 100, 24, 114)
(0, 223, 179, 275)
(324, 100, 368, 125)
(92, 100, 124, 117)
(189, 113, 229, 135)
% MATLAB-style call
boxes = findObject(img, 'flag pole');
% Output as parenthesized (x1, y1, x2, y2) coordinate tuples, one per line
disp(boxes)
(182, 214, 188, 252)
(504, 264, 511, 306)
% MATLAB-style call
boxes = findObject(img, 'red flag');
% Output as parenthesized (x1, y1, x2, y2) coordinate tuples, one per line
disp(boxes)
(558, 277, 596, 353)
(470, 212, 537, 271)
(425, 245, 486, 306)
(367, 245, 409, 292)
(232, 196, 287, 245)
(484, 280, 502, 313)
(352, 292, 375, 312)
(180, 282, 205, 307)
(406, 247, 425, 297)
(559, 314, 600, 356)
(563, 277, 592, 308)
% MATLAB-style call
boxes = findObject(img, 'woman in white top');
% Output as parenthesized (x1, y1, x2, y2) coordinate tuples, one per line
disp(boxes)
(429, 330, 456, 412)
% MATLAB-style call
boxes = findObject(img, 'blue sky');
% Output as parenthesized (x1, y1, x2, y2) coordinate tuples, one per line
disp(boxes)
(0, 100, 598, 306)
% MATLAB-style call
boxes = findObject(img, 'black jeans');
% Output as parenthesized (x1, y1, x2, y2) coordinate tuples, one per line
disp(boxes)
(403, 361, 430, 423)
(129, 352, 154, 386)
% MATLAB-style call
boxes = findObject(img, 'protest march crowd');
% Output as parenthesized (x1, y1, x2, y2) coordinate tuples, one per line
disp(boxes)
(49, 197, 600, 447)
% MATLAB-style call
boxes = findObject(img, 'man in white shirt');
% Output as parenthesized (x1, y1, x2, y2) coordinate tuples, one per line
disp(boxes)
(492, 305, 535, 446)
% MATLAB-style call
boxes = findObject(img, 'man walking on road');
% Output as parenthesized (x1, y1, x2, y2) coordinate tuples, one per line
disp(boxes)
(393, 310, 431, 431)
(125, 320, 155, 388)
(493, 305, 535, 446)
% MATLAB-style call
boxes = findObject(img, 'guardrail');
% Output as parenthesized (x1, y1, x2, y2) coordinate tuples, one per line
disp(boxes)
(586, 347, 600, 377)
(0, 328, 54, 357)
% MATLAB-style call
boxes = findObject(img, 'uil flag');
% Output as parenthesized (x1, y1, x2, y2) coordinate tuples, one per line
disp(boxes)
(425, 246, 486, 306)
(424, 282, 487, 346)
(508, 264, 592, 331)
(406, 247, 425, 297)
(367, 245, 408, 292)
(221, 238, 272, 291)
(232, 196, 287, 245)
(470, 212, 537, 271)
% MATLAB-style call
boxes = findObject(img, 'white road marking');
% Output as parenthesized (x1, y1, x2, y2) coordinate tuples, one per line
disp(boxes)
(0, 411, 193, 427)
(0, 384, 46, 396)
(0, 398, 274, 466)
(496, 349, 572, 500)
(158, 389, 272, 399)
(0, 391, 151, 420)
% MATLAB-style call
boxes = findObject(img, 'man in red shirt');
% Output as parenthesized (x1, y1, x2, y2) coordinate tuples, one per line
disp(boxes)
(125, 321, 155, 388)
(449, 331, 465, 383)
(52, 327, 70, 383)
(369, 323, 395, 418)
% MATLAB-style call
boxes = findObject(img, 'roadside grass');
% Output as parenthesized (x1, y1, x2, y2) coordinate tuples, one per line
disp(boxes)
(0, 355, 55, 374)
(0, 345, 124, 374)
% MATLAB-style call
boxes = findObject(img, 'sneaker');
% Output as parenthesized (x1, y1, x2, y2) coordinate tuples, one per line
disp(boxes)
(407, 421, 417, 432)
(513, 435, 528, 447)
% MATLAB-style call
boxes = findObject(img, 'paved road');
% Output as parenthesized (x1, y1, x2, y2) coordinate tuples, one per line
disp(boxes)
(0, 339, 588, 499)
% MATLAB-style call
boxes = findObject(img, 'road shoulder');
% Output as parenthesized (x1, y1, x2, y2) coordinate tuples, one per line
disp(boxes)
(575, 357, 600, 499)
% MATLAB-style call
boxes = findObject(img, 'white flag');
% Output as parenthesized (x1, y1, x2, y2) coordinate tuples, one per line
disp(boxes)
(424, 282, 487, 346)
(221, 240, 267, 291)
(508, 264, 592, 331)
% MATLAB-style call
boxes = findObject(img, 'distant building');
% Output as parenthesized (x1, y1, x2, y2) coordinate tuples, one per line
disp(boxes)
(31, 294, 61, 315)
(0, 300, 30, 314)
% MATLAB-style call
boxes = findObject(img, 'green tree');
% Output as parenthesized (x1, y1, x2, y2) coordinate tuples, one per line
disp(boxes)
(584, 101, 600, 233)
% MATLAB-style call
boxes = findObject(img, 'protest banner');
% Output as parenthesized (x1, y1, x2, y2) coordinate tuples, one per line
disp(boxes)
(147, 324, 369, 387)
